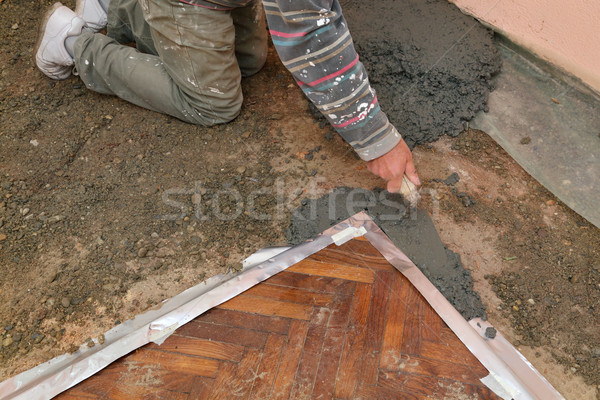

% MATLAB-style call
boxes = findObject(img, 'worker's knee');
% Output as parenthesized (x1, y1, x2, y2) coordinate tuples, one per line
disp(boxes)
(209, 97, 242, 124)
(240, 50, 267, 78)
(185, 90, 243, 126)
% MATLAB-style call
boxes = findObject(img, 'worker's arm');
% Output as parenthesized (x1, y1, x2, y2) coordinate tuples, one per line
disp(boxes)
(263, 0, 420, 188)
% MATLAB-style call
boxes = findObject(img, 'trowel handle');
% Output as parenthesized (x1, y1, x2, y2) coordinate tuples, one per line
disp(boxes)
(399, 174, 420, 208)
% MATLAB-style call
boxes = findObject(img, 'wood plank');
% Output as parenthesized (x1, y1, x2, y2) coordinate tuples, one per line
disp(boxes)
(199, 308, 290, 335)
(332, 239, 385, 257)
(334, 282, 373, 399)
(54, 369, 117, 399)
(249, 334, 286, 400)
(207, 362, 239, 400)
(380, 274, 410, 370)
(358, 270, 395, 385)
(218, 295, 313, 320)
(287, 259, 375, 283)
(400, 284, 423, 356)
(176, 320, 268, 348)
(354, 384, 418, 400)
(265, 270, 356, 295)
(379, 371, 501, 399)
(107, 384, 189, 400)
(377, 370, 447, 398)
(244, 283, 335, 307)
(463, 382, 503, 399)
(224, 348, 263, 399)
(421, 301, 442, 342)
(127, 348, 219, 378)
(420, 340, 488, 373)
(439, 328, 489, 376)
(349, 235, 369, 241)
(290, 307, 332, 399)
(54, 389, 99, 399)
(271, 320, 310, 400)
(380, 355, 484, 386)
(101, 361, 196, 393)
(311, 292, 353, 399)
(187, 376, 214, 400)
(147, 334, 245, 362)
(307, 248, 394, 271)
(54, 383, 101, 399)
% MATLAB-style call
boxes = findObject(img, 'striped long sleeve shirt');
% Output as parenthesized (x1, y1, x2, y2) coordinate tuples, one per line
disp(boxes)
(185, 0, 401, 161)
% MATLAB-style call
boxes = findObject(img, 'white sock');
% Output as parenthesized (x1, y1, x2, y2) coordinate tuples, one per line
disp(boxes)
(65, 36, 78, 58)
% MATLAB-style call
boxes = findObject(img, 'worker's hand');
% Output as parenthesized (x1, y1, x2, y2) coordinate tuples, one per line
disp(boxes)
(366, 138, 420, 193)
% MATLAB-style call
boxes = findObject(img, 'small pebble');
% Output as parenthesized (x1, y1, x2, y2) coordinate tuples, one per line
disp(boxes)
(484, 327, 497, 339)
(61, 297, 71, 308)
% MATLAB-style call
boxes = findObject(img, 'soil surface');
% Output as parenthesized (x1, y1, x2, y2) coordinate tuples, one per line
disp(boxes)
(1, 0, 599, 399)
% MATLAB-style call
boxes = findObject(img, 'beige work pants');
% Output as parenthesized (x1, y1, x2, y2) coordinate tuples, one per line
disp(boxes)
(73, 0, 267, 125)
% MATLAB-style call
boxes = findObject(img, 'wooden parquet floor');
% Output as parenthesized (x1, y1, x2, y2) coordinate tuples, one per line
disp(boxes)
(56, 238, 501, 400)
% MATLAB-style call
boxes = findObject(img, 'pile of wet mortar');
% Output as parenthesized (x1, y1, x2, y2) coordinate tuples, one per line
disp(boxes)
(342, 0, 502, 148)
(288, 188, 486, 320)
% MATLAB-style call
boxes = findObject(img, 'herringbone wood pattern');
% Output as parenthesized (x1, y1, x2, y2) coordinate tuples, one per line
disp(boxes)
(57, 238, 500, 399)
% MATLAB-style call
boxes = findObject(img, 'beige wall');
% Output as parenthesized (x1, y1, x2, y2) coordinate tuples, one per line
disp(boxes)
(449, 0, 600, 93)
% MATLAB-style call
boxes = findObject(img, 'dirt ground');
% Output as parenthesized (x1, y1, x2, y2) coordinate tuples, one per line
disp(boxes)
(1, 0, 599, 399)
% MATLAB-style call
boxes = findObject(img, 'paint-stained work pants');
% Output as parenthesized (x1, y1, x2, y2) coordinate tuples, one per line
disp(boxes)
(73, 0, 268, 125)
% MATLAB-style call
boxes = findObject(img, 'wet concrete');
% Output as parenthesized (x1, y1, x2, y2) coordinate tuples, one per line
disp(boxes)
(342, 0, 502, 148)
(287, 187, 486, 320)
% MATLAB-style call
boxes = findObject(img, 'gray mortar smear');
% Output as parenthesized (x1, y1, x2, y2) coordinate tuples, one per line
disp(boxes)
(341, 0, 502, 148)
(287, 187, 486, 320)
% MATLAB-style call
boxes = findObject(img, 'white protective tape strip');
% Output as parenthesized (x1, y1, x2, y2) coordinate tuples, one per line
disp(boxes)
(470, 318, 564, 400)
(481, 373, 518, 400)
(331, 226, 367, 245)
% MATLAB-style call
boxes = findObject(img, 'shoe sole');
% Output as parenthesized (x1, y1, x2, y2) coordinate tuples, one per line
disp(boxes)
(33, 2, 64, 71)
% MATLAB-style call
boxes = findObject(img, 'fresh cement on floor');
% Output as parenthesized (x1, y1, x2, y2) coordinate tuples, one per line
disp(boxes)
(287, 188, 487, 320)
(342, 0, 502, 148)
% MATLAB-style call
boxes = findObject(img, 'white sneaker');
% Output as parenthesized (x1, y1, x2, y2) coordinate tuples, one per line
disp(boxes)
(76, 0, 107, 32)
(34, 3, 85, 80)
